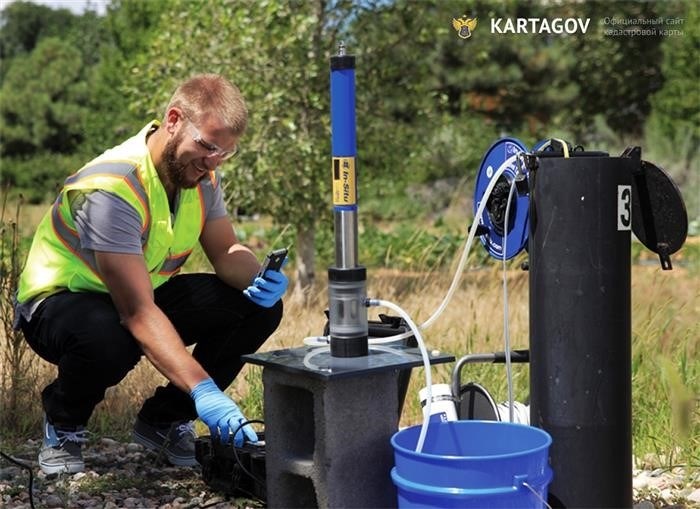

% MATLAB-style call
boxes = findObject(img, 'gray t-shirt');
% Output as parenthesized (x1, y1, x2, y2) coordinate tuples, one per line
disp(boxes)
(15, 178, 227, 325)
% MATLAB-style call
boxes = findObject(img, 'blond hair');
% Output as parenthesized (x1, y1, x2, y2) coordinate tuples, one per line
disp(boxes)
(165, 74, 247, 136)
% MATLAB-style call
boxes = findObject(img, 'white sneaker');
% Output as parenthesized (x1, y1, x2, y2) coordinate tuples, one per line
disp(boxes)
(39, 414, 88, 475)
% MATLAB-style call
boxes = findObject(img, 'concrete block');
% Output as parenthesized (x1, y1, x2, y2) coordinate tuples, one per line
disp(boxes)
(263, 368, 400, 508)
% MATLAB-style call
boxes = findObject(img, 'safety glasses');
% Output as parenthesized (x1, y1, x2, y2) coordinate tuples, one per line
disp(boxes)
(185, 117, 238, 160)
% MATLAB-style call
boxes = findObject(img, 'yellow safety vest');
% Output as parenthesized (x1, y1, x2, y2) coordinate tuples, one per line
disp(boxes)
(17, 122, 211, 304)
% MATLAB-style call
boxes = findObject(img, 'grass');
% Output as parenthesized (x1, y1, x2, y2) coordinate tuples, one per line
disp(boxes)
(1, 200, 698, 487)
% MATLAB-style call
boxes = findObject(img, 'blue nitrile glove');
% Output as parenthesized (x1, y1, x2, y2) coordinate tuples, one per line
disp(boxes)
(190, 378, 258, 446)
(243, 266, 289, 308)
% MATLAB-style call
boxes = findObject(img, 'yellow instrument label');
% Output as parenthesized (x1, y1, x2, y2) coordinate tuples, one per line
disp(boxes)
(332, 157, 356, 206)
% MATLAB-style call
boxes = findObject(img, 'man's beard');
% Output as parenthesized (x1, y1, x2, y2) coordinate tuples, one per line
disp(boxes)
(163, 132, 198, 189)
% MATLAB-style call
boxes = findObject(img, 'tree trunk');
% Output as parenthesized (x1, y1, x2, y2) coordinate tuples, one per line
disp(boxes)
(294, 225, 316, 305)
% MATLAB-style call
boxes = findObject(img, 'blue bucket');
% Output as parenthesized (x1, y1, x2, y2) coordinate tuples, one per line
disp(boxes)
(391, 420, 553, 508)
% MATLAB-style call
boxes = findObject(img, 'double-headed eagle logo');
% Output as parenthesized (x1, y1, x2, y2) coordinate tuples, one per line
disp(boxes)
(452, 15, 478, 39)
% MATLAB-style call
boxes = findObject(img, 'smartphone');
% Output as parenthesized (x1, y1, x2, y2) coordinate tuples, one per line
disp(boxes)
(256, 248, 288, 278)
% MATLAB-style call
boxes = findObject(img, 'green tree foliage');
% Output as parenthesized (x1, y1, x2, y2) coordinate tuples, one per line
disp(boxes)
(0, 0, 76, 61)
(0, 0, 170, 198)
(648, 1, 699, 166)
(562, 1, 664, 140)
(0, 2, 102, 164)
(0, 1, 105, 80)
(645, 0, 700, 219)
(353, 0, 577, 185)
(0, 37, 89, 156)
(81, 0, 172, 153)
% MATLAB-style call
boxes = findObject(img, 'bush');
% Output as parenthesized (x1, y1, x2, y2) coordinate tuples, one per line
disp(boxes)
(0, 152, 87, 203)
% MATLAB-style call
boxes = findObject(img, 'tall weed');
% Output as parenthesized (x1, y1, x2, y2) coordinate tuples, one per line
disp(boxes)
(0, 195, 46, 439)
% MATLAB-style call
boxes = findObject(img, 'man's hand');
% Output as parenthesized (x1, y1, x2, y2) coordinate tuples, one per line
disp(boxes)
(191, 378, 258, 446)
(243, 268, 288, 308)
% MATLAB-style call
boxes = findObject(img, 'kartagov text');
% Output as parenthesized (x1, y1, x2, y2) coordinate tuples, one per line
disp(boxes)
(491, 17, 591, 34)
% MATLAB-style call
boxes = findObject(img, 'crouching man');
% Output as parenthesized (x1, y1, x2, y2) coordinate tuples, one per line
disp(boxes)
(14, 74, 287, 474)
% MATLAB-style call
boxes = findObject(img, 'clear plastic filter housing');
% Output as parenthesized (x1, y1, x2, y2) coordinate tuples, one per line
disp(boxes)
(328, 269, 368, 357)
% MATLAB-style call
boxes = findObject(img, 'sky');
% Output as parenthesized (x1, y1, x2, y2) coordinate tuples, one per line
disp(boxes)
(0, 0, 110, 15)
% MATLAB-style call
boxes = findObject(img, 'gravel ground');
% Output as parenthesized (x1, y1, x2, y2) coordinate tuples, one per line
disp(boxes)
(1, 437, 698, 508)
(0, 437, 261, 509)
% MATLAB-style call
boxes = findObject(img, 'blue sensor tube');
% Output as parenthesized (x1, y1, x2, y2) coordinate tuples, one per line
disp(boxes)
(329, 47, 360, 264)
(330, 66, 356, 157)
(330, 50, 358, 215)
(328, 44, 368, 357)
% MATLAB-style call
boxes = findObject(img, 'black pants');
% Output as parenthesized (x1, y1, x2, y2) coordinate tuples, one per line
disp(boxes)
(21, 274, 283, 428)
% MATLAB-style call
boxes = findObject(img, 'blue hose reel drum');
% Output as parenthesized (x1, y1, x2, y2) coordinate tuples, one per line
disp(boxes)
(473, 137, 530, 259)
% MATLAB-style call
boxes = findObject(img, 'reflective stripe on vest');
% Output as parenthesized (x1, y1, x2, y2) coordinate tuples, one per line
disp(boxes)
(51, 164, 152, 276)
(50, 194, 99, 276)
(158, 249, 193, 275)
(65, 163, 150, 235)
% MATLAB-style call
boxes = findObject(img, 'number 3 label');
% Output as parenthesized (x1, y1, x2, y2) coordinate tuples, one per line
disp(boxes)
(618, 185, 631, 231)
